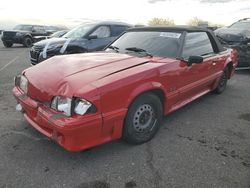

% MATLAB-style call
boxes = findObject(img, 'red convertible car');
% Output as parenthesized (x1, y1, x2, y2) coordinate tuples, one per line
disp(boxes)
(13, 27, 238, 151)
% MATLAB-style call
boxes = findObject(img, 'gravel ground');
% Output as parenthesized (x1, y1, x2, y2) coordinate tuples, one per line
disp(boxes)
(0, 41, 249, 188)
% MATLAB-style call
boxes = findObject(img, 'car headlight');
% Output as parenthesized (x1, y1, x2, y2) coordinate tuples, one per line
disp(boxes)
(74, 99, 93, 115)
(51, 96, 95, 117)
(51, 96, 72, 116)
(47, 44, 62, 51)
(18, 75, 28, 93)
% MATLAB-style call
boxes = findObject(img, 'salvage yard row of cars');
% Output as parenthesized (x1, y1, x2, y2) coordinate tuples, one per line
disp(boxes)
(1, 18, 249, 69)
(12, 24, 238, 151)
(29, 21, 131, 65)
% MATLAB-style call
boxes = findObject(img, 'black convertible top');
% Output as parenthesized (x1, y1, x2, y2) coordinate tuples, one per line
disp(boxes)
(127, 26, 225, 53)
(128, 26, 211, 32)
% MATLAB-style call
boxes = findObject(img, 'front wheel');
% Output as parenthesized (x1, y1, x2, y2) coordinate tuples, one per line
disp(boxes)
(214, 67, 229, 94)
(123, 93, 163, 144)
(23, 37, 33, 47)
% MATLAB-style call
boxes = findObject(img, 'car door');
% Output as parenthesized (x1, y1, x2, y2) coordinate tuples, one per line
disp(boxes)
(87, 25, 114, 51)
(177, 31, 220, 102)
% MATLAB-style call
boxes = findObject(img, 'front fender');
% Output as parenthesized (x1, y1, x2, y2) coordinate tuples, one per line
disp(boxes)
(25, 33, 33, 38)
(126, 81, 166, 108)
(21, 34, 33, 43)
(224, 48, 238, 78)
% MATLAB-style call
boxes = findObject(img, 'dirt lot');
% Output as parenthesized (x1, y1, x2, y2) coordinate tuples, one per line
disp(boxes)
(0, 42, 249, 188)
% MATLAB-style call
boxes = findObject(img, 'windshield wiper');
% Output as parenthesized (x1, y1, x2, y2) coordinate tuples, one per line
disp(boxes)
(107, 45, 119, 52)
(125, 47, 153, 57)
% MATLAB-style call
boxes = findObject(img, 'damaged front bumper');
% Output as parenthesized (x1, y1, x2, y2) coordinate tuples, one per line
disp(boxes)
(13, 86, 103, 152)
(228, 44, 250, 69)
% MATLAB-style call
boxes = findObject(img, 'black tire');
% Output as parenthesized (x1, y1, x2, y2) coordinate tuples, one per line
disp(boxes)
(123, 93, 163, 144)
(23, 37, 33, 47)
(3, 41, 13, 48)
(214, 67, 229, 94)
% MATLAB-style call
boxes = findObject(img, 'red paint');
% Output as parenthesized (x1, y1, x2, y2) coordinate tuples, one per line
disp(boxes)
(13, 49, 237, 151)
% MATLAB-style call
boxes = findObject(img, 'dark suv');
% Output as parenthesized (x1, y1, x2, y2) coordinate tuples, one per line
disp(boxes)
(214, 18, 250, 69)
(30, 21, 131, 65)
(1, 24, 49, 48)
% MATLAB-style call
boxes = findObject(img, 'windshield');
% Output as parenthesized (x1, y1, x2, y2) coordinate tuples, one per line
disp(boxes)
(63, 24, 94, 39)
(107, 31, 182, 58)
(230, 22, 250, 30)
(13, 25, 32, 31)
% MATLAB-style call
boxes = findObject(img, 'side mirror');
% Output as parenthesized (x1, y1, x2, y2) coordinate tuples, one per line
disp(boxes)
(187, 56, 203, 66)
(88, 35, 97, 40)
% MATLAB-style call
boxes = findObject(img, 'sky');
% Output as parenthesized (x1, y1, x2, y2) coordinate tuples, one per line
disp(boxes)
(0, 0, 249, 29)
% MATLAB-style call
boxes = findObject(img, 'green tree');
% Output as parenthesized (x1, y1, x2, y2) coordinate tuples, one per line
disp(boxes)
(148, 18, 175, 26)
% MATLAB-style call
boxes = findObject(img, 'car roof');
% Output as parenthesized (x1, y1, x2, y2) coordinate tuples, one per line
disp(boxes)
(127, 26, 211, 32)
(18, 24, 46, 27)
(237, 18, 250, 22)
(125, 25, 225, 53)
(95, 21, 132, 27)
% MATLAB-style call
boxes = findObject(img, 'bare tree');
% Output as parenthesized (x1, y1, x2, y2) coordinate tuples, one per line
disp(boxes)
(187, 17, 205, 26)
(148, 18, 175, 26)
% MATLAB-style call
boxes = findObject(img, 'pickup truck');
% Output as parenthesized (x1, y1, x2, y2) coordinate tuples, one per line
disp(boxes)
(1, 24, 49, 47)
(13, 26, 238, 152)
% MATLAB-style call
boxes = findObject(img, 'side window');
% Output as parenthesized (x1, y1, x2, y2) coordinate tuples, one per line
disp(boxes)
(111, 26, 128, 37)
(182, 32, 214, 59)
(90, 26, 111, 38)
(33, 26, 45, 32)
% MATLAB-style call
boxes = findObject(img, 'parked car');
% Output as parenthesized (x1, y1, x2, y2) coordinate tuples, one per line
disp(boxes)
(29, 21, 131, 65)
(33, 30, 69, 43)
(214, 18, 250, 69)
(13, 26, 237, 151)
(1, 24, 49, 47)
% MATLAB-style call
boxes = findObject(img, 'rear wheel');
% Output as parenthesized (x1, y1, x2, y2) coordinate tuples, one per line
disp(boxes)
(214, 67, 229, 94)
(123, 93, 163, 144)
(23, 37, 33, 47)
(3, 41, 13, 48)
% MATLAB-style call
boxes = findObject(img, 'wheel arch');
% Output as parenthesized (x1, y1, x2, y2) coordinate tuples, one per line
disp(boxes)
(225, 61, 234, 79)
(23, 34, 33, 42)
(126, 82, 166, 114)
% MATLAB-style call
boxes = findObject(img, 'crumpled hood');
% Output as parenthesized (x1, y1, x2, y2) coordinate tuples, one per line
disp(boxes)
(215, 27, 250, 41)
(34, 37, 87, 48)
(34, 37, 67, 47)
(24, 52, 150, 102)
